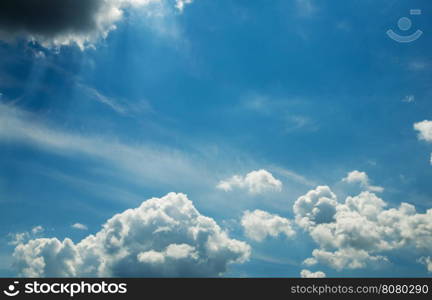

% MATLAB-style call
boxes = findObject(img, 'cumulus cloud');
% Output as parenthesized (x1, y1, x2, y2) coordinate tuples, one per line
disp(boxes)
(300, 269, 326, 278)
(414, 120, 432, 143)
(241, 210, 295, 242)
(72, 223, 88, 231)
(13, 193, 250, 277)
(294, 186, 432, 271)
(0, 0, 191, 49)
(304, 248, 388, 271)
(216, 169, 282, 194)
(342, 170, 384, 193)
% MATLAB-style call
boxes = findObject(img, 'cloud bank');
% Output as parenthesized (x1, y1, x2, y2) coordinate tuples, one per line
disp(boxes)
(294, 186, 432, 271)
(238, 170, 432, 273)
(217, 169, 282, 194)
(13, 193, 251, 277)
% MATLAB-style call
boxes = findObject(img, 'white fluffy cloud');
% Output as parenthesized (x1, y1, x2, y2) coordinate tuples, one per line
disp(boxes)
(0, 0, 191, 49)
(13, 193, 251, 277)
(217, 169, 282, 194)
(241, 210, 295, 242)
(414, 120, 432, 143)
(342, 170, 384, 193)
(300, 269, 326, 278)
(304, 248, 388, 271)
(72, 223, 88, 231)
(294, 186, 432, 272)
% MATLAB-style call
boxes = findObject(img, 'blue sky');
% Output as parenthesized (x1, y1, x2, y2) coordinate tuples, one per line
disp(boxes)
(0, 0, 432, 277)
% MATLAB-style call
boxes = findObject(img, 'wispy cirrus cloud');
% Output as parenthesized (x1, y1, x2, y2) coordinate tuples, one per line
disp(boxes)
(241, 93, 318, 133)
(0, 102, 314, 211)
(268, 166, 316, 187)
(78, 83, 154, 116)
(0, 102, 208, 189)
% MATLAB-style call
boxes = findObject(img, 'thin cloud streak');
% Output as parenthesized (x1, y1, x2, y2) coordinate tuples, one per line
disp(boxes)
(0, 103, 208, 189)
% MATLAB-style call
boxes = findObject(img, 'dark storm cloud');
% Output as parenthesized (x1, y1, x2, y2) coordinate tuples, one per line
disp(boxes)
(0, 0, 193, 49)
(0, 0, 101, 37)
(0, 0, 137, 48)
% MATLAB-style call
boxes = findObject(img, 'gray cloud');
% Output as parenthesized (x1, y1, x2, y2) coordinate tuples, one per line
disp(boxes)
(0, 1, 102, 38)
(13, 193, 251, 277)
(0, 0, 123, 48)
(0, 0, 191, 49)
